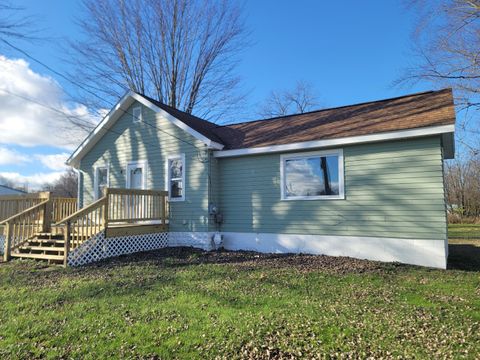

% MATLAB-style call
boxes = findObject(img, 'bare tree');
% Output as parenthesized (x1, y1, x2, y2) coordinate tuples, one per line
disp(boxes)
(399, 0, 480, 146)
(258, 81, 320, 119)
(0, 1, 36, 45)
(70, 0, 248, 122)
(445, 153, 480, 221)
(42, 168, 78, 198)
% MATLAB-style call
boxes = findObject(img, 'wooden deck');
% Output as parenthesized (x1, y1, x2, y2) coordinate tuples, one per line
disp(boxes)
(1, 188, 169, 266)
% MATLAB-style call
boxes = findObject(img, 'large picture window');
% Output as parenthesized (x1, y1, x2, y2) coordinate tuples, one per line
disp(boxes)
(166, 154, 185, 201)
(280, 150, 344, 200)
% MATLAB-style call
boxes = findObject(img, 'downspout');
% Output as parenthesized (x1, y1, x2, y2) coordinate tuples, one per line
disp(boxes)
(73, 168, 83, 209)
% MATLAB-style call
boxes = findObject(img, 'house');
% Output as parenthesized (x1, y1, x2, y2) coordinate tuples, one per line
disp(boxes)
(66, 88, 456, 269)
(0, 184, 26, 196)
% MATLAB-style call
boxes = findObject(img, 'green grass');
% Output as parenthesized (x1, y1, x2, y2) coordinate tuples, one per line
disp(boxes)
(448, 223, 480, 239)
(1, 245, 479, 359)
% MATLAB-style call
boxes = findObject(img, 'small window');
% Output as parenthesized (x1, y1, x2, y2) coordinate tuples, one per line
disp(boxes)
(280, 150, 344, 200)
(166, 154, 185, 201)
(132, 106, 142, 123)
(94, 166, 109, 199)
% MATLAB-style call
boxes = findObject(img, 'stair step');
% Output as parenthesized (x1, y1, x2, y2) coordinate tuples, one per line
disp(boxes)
(11, 252, 64, 261)
(28, 239, 65, 245)
(19, 246, 64, 252)
(36, 233, 64, 240)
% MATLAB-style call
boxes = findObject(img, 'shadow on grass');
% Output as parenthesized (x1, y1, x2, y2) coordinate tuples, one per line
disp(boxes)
(448, 243, 480, 272)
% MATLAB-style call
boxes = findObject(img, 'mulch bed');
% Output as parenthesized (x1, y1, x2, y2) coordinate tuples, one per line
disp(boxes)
(84, 246, 408, 275)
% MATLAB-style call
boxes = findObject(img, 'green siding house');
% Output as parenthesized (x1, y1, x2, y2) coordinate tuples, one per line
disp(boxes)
(67, 89, 456, 268)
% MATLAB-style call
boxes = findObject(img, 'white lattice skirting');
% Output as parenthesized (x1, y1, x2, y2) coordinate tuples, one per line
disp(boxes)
(68, 231, 168, 267)
(0, 234, 4, 255)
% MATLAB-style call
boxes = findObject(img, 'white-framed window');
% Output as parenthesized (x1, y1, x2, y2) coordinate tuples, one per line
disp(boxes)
(166, 154, 185, 201)
(94, 165, 109, 199)
(132, 106, 142, 123)
(280, 149, 344, 200)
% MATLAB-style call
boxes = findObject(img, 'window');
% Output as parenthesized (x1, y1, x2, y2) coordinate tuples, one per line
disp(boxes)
(280, 150, 344, 200)
(166, 154, 185, 201)
(94, 165, 109, 199)
(132, 106, 142, 123)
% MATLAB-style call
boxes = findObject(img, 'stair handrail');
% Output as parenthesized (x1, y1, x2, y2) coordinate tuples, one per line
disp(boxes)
(0, 199, 49, 225)
(56, 196, 107, 267)
(55, 196, 107, 225)
(0, 192, 50, 223)
(2, 199, 50, 262)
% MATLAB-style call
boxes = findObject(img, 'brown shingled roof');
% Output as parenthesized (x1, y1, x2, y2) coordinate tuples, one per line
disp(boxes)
(140, 89, 455, 150)
(138, 94, 225, 144)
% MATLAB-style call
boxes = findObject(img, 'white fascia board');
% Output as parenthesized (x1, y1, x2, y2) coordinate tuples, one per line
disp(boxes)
(213, 124, 455, 158)
(67, 91, 224, 168)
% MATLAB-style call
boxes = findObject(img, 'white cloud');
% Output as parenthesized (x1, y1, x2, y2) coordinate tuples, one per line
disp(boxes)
(0, 171, 64, 191)
(0, 146, 30, 165)
(34, 153, 69, 171)
(0, 56, 100, 150)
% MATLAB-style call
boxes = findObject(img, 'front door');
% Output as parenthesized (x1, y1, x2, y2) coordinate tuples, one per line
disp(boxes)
(126, 162, 146, 219)
(127, 162, 146, 190)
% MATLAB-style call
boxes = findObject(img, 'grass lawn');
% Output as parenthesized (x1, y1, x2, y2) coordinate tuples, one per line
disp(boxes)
(0, 241, 479, 358)
(448, 223, 480, 239)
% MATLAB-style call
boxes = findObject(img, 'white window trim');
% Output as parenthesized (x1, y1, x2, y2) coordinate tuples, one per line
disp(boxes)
(126, 160, 148, 189)
(132, 106, 142, 123)
(280, 149, 345, 201)
(94, 164, 109, 200)
(165, 154, 186, 202)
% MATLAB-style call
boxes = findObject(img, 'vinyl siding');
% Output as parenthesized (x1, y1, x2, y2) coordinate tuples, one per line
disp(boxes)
(208, 154, 221, 232)
(218, 136, 447, 240)
(79, 101, 211, 232)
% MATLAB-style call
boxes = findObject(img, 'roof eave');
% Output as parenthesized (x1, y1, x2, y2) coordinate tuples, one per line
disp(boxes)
(213, 124, 455, 158)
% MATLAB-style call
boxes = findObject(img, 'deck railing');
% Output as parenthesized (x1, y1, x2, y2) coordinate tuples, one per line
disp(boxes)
(52, 197, 78, 223)
(59, 197, 107, 257)
(56, 188, 168, 266)
(1, 200, 49, 261)
(106, 188, 168, 224)
(0, 192, 49, 222)
(0, 192, 78, 260)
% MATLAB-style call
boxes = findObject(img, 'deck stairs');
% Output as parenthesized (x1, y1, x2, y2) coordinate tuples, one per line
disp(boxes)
(11, 233, 66, 264)
(10, 231, 90, 265)
(1, 188, 169, 266)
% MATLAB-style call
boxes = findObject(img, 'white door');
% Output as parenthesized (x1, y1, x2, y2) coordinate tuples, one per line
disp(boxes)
(126, 162, 146, 219)
(127, 162, 146, 189)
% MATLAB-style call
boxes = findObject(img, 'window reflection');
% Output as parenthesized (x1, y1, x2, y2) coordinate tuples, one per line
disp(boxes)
(285, 155, 339, 197)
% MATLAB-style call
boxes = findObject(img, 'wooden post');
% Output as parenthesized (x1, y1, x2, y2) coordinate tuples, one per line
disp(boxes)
(161, 193, 166, 229)
(40, 192, 52, 233)
(3, 221, 12, 261)
(103, 188, 109, 232)
(63, 221, 71, 268)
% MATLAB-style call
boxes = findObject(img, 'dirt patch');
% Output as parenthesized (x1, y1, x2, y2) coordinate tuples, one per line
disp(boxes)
(84, 246, 407, 275)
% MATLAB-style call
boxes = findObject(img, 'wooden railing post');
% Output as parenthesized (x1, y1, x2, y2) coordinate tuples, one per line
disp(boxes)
(161, 193, 166, 227)
(64, 221, 71, 267)
(103, 188, 109, 231)
(40, 192, 53, 233)
(3, 221, 12, 261)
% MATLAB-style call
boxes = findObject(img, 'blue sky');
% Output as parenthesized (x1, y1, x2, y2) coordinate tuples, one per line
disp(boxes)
(0, 0, 430, 189)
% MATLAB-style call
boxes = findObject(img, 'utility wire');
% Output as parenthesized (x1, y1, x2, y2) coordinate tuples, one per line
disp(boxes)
(0, 88, 191, 153)
(1, 39, 205, 151)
